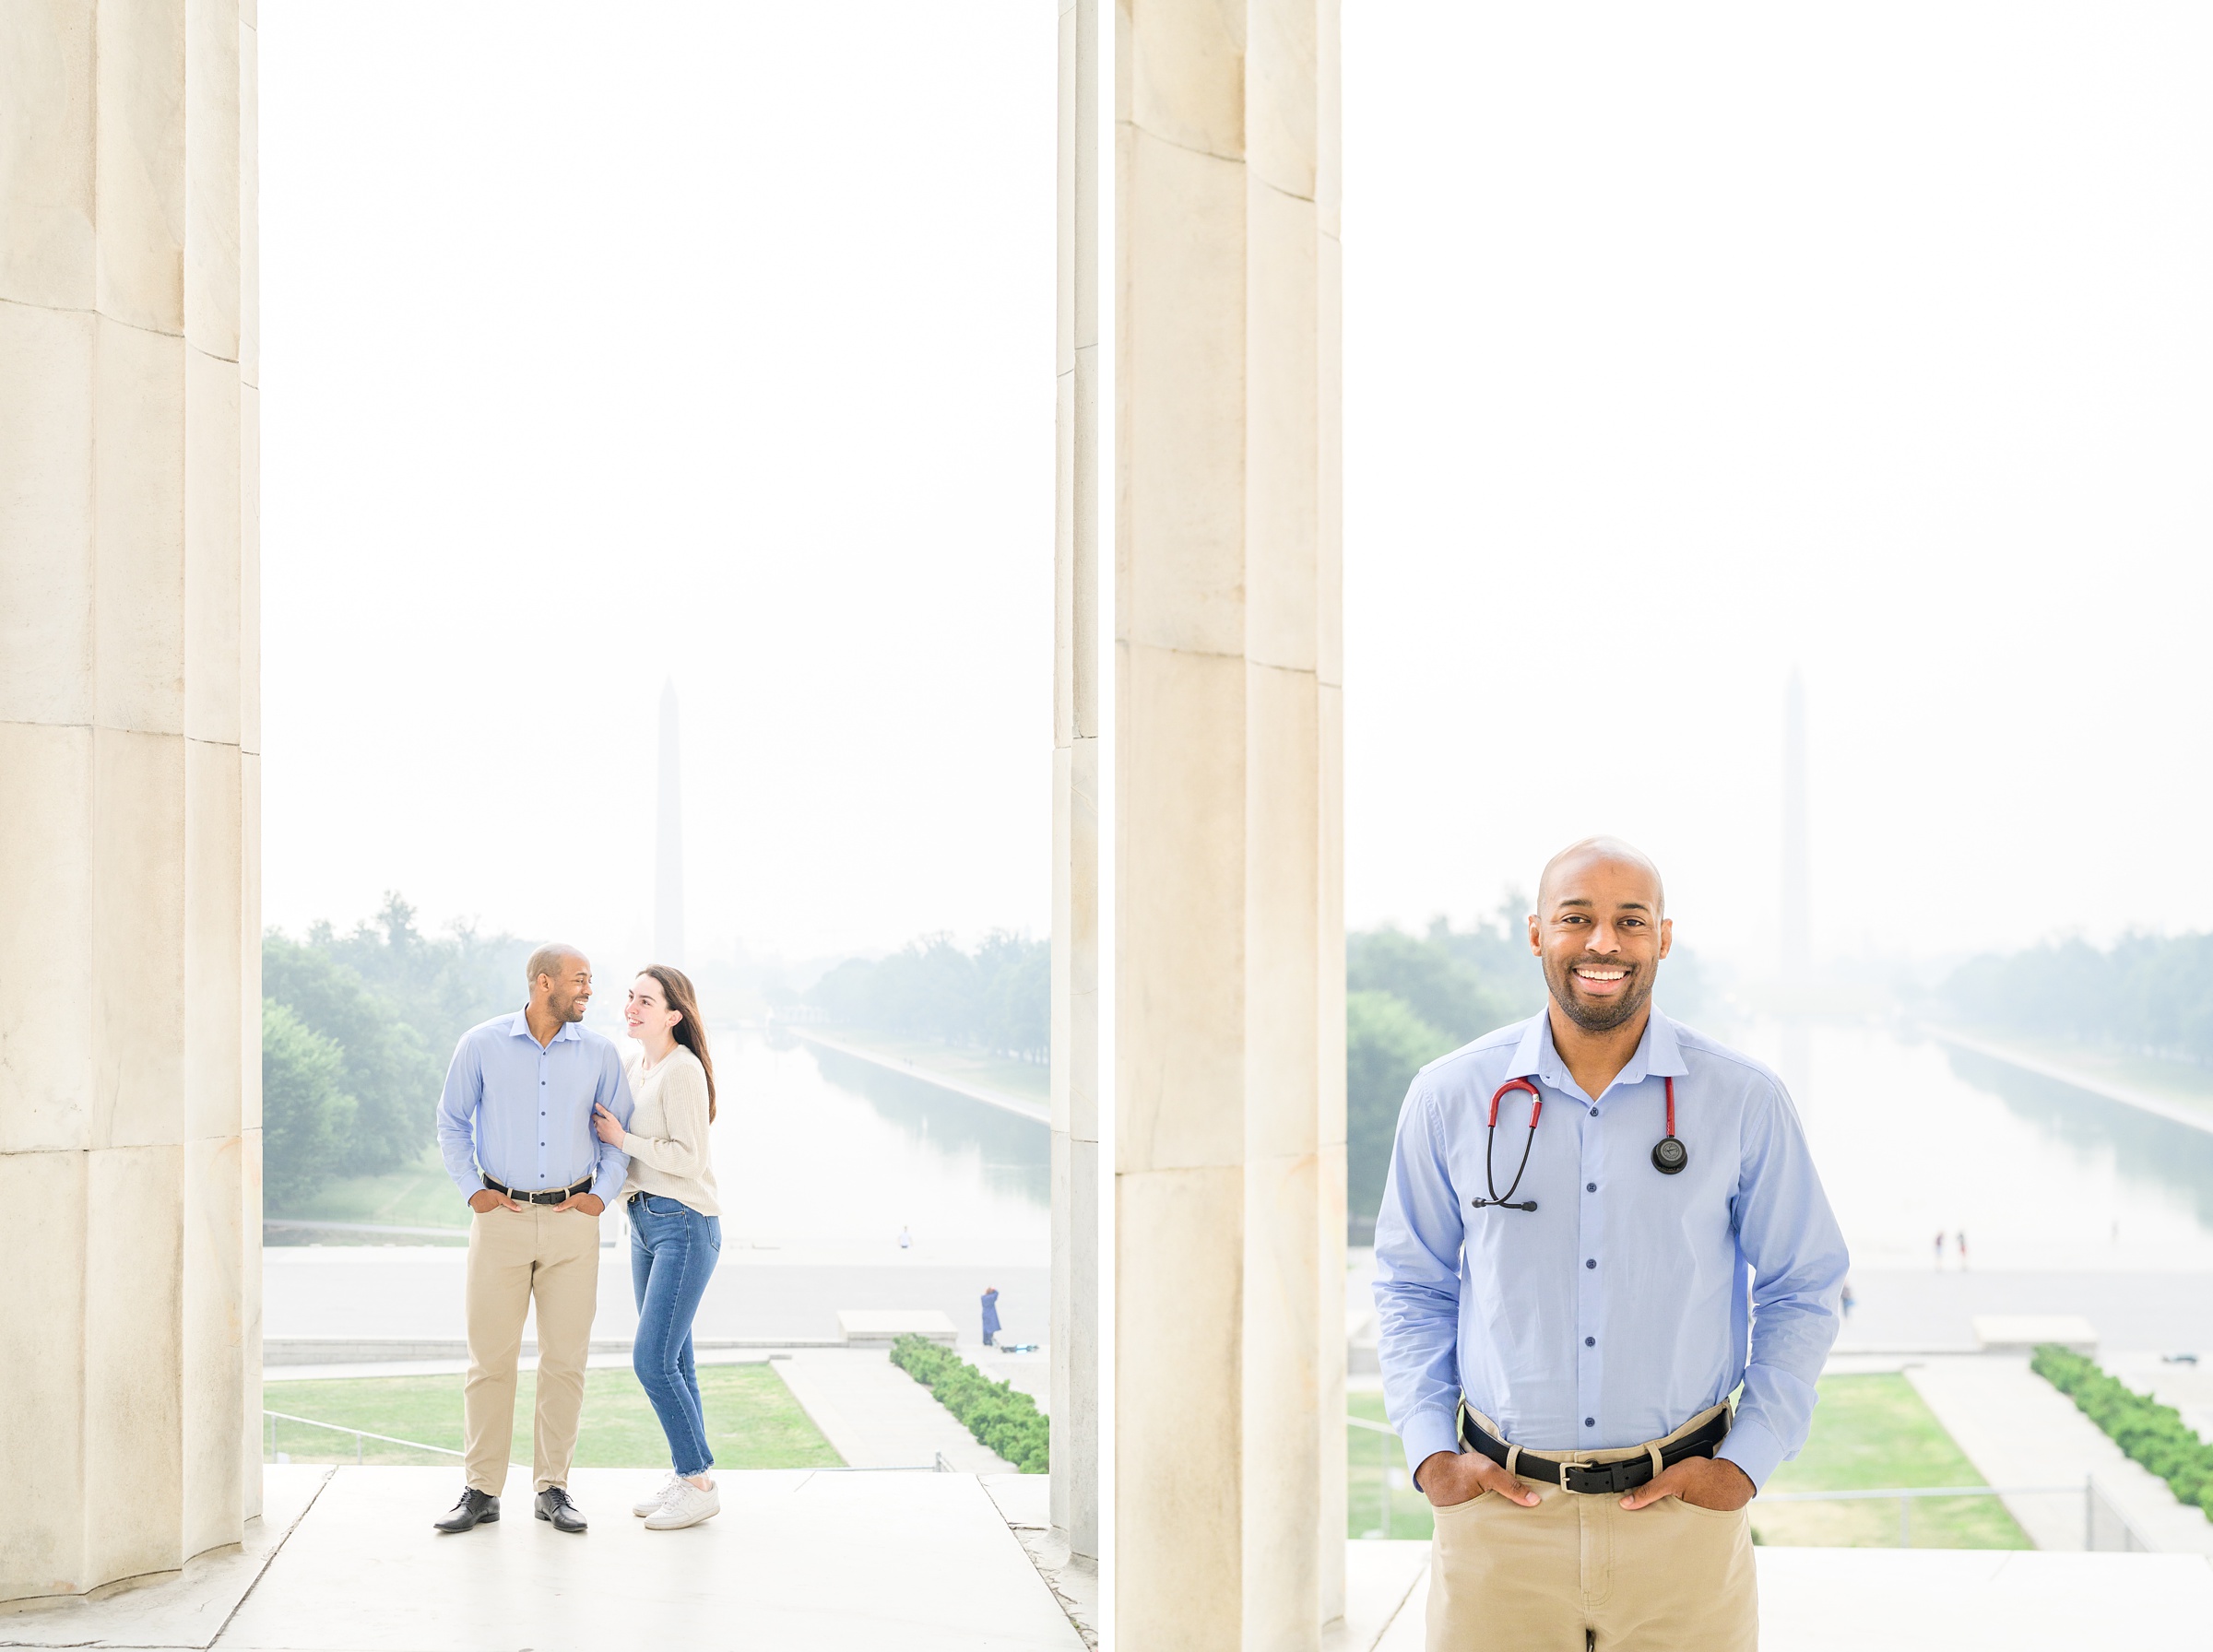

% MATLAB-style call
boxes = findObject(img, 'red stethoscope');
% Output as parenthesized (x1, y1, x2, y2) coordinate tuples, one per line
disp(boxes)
(1471, 1075, 1688, 1213)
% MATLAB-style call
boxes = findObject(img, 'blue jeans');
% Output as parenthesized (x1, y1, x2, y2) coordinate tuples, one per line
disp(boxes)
(628, 1194, 720, 1477)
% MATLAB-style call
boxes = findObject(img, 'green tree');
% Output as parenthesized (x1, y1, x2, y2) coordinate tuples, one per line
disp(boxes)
(263, 936, 439, 1173)
(262, 1000, 356, 1209)
(806, 929, 1049, 1062)
(260, 895, 530, 1201)
(319, 893, 531, 1059)
(1346, 989, 1457, 1238)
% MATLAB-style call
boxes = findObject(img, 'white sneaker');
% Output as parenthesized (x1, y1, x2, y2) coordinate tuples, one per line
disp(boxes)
(644, 1479, 720, 1530)
(632, 1471, 680, 1517)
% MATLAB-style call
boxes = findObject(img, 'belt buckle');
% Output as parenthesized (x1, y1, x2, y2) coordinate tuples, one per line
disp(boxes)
(1563, 1459, 1627, 1496)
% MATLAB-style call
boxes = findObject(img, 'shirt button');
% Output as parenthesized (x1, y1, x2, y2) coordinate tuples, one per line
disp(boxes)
(1587, 1258, 1597, 1269)
(1590, 1108, 1599, 1117)
(1586, 1337, 1596, 1346)
(1587, 1183, 1597, 1193)
(1585, 1417, 1595, 1428)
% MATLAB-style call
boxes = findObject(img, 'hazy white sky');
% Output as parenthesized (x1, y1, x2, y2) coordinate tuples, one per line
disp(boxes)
(264, 3, 2213, 978)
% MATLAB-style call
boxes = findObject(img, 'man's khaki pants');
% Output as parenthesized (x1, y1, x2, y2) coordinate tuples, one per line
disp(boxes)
(463, 1203, 600, 1495)
(1426, 1403, 1757, 1651)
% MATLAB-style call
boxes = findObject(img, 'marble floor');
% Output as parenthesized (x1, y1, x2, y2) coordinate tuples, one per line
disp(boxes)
(7, 1467, 2208, 1651)
(0, 1466, 1083, 1651)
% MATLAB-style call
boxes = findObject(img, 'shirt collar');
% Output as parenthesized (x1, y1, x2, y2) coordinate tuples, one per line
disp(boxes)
(505, 1009, 581, 1045)
(1506, 1005, 1689, 1093)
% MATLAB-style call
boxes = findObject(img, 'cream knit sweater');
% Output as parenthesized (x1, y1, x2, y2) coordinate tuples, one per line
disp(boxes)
(618, 1044, 721, 1217)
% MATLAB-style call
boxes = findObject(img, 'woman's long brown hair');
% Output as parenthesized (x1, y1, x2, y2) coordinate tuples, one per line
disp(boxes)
(641, 964, 716, 1121)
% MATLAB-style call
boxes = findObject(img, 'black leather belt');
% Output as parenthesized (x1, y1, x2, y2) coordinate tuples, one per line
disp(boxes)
(1460, 1405, 1732, 1495)
(482, 1173, 593, 1207)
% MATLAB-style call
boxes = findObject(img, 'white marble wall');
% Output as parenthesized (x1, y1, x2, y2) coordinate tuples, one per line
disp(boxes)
(1110, 2, 1346, 1646)
(1049, 0, 1104, 1566)
(0, 0, 261, 1603)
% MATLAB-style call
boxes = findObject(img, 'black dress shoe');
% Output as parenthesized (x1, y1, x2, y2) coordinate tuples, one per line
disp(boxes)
(536, 1486, 587, 1533)
(433, 1488, 500, 1533)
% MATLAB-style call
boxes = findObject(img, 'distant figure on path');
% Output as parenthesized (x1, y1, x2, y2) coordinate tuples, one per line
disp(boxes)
(1840, 1279, 1855, 1321)
(899, 1224, 913, 1250)
(981, 1285, 1001, 1349)
(1374, 838, 1848, 1650)
(1956, 1231, 1969, 1270)
(432, 945, 633, 1536)
(1934, 1230, 1947, 1269)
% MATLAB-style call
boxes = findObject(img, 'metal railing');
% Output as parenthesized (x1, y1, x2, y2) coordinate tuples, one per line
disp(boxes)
(265, 1410, 965, 1474)
(1347, 1414, 1404, 1538)
(1760, 1480, 2153, 1551)
(1347, 1414, 2154, 1552)
(264, 1410, 463, 1464)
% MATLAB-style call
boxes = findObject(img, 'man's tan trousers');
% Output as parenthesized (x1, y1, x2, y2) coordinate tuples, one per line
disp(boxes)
(1426, 1403, 1757, 1651)
(463, 1203, 600, 1495)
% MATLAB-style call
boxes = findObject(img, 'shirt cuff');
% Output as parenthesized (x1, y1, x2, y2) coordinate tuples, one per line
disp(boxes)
(588, 1165, 626, 1206)
(1716, 1414, 1786, 1491)
(1401, 1410, 1463, 1487)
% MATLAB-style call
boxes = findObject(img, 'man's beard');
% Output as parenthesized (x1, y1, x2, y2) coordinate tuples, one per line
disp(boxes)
(1544, 954, 1657, 1033)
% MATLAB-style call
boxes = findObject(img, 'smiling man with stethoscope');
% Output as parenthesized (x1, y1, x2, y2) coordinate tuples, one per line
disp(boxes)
(1374, 837, 1847, 1651)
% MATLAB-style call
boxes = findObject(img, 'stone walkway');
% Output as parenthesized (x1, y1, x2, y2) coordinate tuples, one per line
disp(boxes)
(1832, 1268, 2213, 1353)
(772, 1347, 1013, 1472)
(1903, 1354, 2213, 1553)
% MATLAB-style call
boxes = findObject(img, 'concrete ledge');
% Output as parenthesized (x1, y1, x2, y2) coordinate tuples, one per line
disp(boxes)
(1974, 1316, 2099, 1356)
(837, 1310, 958, 1347)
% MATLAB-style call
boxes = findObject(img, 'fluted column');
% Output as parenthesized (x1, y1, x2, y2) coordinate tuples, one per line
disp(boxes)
(1111, 1, 1345, 1646)
(1049, 0, 1103, 1567)
(0, 0, 260, 1602)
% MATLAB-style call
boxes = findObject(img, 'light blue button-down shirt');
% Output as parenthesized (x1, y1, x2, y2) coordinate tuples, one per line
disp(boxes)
(435, 1011, 634, 1205)
(1373, 1008, 1847, 1490)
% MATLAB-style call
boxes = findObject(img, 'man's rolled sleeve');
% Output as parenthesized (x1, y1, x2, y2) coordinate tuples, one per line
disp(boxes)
(1724, 1076, 1849, 1490)
(1716, 1411, 1789, 1491)
(1373, 1088, 1470, 1483)
(586, 1053, 635, 1205)
(435, 1035, 485, 1200)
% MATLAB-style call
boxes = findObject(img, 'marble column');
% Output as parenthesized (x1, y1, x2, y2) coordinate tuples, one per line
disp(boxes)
(1049, 0, 1103, 1567)
(0, 0, 261, 1603)
(1110, 1, 1346, 1646)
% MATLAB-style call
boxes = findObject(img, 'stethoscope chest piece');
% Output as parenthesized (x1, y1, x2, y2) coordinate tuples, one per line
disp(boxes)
(1650, 1073, 1687, 1174)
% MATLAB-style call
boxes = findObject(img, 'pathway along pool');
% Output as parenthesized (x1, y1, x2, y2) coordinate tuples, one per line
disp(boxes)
(1732, 1019, 2213, 1272)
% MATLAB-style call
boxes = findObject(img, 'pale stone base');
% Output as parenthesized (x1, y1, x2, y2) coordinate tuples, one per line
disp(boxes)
(0, 1466, 1082, 1650)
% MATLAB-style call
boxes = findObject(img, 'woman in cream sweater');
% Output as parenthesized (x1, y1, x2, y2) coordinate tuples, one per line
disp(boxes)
(592, 964, 722, 1530)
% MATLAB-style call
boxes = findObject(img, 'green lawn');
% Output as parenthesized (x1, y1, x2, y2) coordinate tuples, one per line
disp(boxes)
(1754, 1375, 2029, 1549)
(267, 1146, 472, 1236)
(263, 1363, 844, 1470)
(1348, 1392, 1437, 1539)
(1348, 1374, 2030, 1549)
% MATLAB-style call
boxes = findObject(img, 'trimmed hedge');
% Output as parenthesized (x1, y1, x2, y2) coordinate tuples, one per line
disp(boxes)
(891, 1334, 1049, 1473)
(2032, 1343, 2213, 1518)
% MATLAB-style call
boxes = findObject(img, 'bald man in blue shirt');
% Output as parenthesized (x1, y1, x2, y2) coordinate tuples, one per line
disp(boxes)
(431, 944, 633, 1535)
(1374, 838, 1847, 1649)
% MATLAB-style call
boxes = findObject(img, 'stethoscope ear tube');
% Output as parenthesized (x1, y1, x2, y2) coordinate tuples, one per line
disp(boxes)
(1474, 1078, 1544, 1212)
(1473, 1073, 1688, 1211)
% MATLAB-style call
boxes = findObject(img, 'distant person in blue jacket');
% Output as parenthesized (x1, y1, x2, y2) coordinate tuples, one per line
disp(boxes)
(981, 1286, 1002, 1349)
